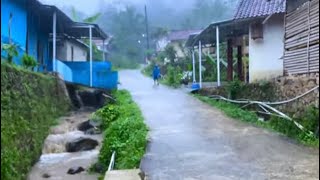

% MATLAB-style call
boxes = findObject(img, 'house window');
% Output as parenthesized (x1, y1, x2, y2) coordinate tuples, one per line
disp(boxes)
(71, 46, 74, 61)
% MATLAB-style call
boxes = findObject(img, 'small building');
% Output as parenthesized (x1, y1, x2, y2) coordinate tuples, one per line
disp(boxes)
(56, 35, 89, 62)
(156, 29, 202, 60)
(1, 0, 118, 90)
(93, 39, 110, 60)
(234, 0, 286, 82)
(186, 0, 287, 85)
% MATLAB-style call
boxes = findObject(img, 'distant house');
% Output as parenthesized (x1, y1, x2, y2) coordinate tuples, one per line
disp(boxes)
(92, 39, 111, 60)
(186, 0, 287, 83)
(156, 29, 202, 60)
(57, 35, 88, 62)
(283, 0, 319, 75)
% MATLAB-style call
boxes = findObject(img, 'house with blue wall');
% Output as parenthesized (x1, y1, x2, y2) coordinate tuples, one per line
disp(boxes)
(1, 0, 118, 90)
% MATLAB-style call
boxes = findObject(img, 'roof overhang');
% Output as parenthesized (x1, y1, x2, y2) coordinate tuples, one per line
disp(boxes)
(186, 17, 264, 48)
(29, 3, 108, 40)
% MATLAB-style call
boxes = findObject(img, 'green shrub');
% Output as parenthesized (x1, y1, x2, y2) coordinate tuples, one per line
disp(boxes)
(97, 90, 148, 171)
(226, 79, 244, 99)
(1, 63, 71, 180)
(164, 65, 182, 88)
(94, 104, 120, 129)
(1, 43, 18, 64)
(22, 54, 37, 71)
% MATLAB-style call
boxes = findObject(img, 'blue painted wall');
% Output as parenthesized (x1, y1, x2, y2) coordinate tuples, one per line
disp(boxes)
(1, 0, 27, 65)
(1, 0, 27, 48)
(57, 60, 118, 90)
(27, 10, 50, 71)
(1, 0, 50, 69)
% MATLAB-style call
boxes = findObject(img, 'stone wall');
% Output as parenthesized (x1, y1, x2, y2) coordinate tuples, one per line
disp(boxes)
(199, 73, 319, 118)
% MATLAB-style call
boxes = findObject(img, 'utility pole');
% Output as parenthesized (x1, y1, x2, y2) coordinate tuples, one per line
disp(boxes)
(144, 5, 150, 61)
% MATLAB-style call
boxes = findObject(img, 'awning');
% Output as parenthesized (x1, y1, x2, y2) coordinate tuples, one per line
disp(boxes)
(186, 18, 259, 48)
(29, 2, 108, 40)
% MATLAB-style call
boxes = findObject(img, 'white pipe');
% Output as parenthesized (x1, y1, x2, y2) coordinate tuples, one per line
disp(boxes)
(89, 26, 93, 87)
(192, 50, 196, 83)
(108, 151, 116, 171)
(199, 41, 202, 88)
(216, 26, 221, 87)
(53, 11, 56, 72)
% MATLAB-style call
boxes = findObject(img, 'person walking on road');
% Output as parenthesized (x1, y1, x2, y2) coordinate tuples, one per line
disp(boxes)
(152, 64, 160, 86)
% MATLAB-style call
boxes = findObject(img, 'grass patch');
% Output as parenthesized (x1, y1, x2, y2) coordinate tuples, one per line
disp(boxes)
(94, 90, 148, 172)
(194, 94, 319, 147)
(1, 63, 71, 180)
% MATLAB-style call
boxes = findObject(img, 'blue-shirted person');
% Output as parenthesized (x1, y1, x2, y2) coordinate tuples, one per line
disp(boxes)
(152, 64, 160, 85)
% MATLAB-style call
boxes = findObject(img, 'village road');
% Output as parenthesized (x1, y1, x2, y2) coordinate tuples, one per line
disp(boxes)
(119, 70, 319, 180)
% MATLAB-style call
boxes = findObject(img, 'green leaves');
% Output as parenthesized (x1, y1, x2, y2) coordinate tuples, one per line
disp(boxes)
(83, 13, 101, 23)
(97, 90, 148, 171)
(1, 43, 18, 63)
(22, 54, 37, 71)
(1, 63, 71, 179)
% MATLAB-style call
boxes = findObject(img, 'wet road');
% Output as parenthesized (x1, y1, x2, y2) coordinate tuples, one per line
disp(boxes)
(119, 70, 319, 180)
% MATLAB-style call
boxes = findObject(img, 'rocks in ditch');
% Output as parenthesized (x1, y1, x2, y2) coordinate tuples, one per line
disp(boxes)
(67, 166, 85, 175)
(78, 120, 102, 135)
(65, 137, 99, 152)
(78, 120, 101, 132)
(78, 90, 106, 108)
(42, 173, 51, 178)
(85, 128, 102, 135)
(78, 120, 94, 131)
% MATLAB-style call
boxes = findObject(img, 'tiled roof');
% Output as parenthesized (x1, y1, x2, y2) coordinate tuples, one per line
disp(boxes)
(234, 0, 286, 20)
(168, 30, 203, 41)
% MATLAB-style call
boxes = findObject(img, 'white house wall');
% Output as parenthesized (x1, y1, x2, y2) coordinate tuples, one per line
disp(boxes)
(57, 40, 88, 62)
(249, 14, 284, 83)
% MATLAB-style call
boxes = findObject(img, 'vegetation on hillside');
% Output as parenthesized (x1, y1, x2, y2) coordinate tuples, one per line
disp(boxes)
(92, 90, 148, 174)
(1, 63, 71, 180)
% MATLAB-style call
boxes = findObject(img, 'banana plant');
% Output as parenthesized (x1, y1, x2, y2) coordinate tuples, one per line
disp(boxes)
(1, 43, 18, 64)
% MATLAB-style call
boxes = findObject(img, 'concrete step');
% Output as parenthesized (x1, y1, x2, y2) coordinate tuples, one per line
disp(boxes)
(104, 169, 143, 180)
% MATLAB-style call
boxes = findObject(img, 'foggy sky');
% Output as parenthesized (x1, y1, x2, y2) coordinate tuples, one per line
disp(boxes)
(40, 0, 200, 15)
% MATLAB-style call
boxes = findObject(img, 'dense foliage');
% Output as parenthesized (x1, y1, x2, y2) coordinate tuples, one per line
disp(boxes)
(22, 54, 37, 70)
(95, 90, 148, 171)
(1, 63, 71, 180)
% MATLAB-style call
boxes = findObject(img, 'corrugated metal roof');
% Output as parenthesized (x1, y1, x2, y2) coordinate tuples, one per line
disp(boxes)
(234, 0, 286, 20)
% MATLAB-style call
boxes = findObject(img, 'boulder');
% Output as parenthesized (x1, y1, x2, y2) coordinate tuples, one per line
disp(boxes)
(65, 137, 99, 152)
(85, 128, 102, 135)
(42, 173, 51, 178)
(67, 167, 85, 175)
(78, 120, 101, 132)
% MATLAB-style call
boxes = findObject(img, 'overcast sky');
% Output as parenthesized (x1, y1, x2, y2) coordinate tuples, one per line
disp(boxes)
(40, 0, 148, 15)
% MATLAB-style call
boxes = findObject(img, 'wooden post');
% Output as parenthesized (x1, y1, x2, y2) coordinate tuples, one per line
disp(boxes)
(237, 46, 243, 81)
(227, 38, 233, 81)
